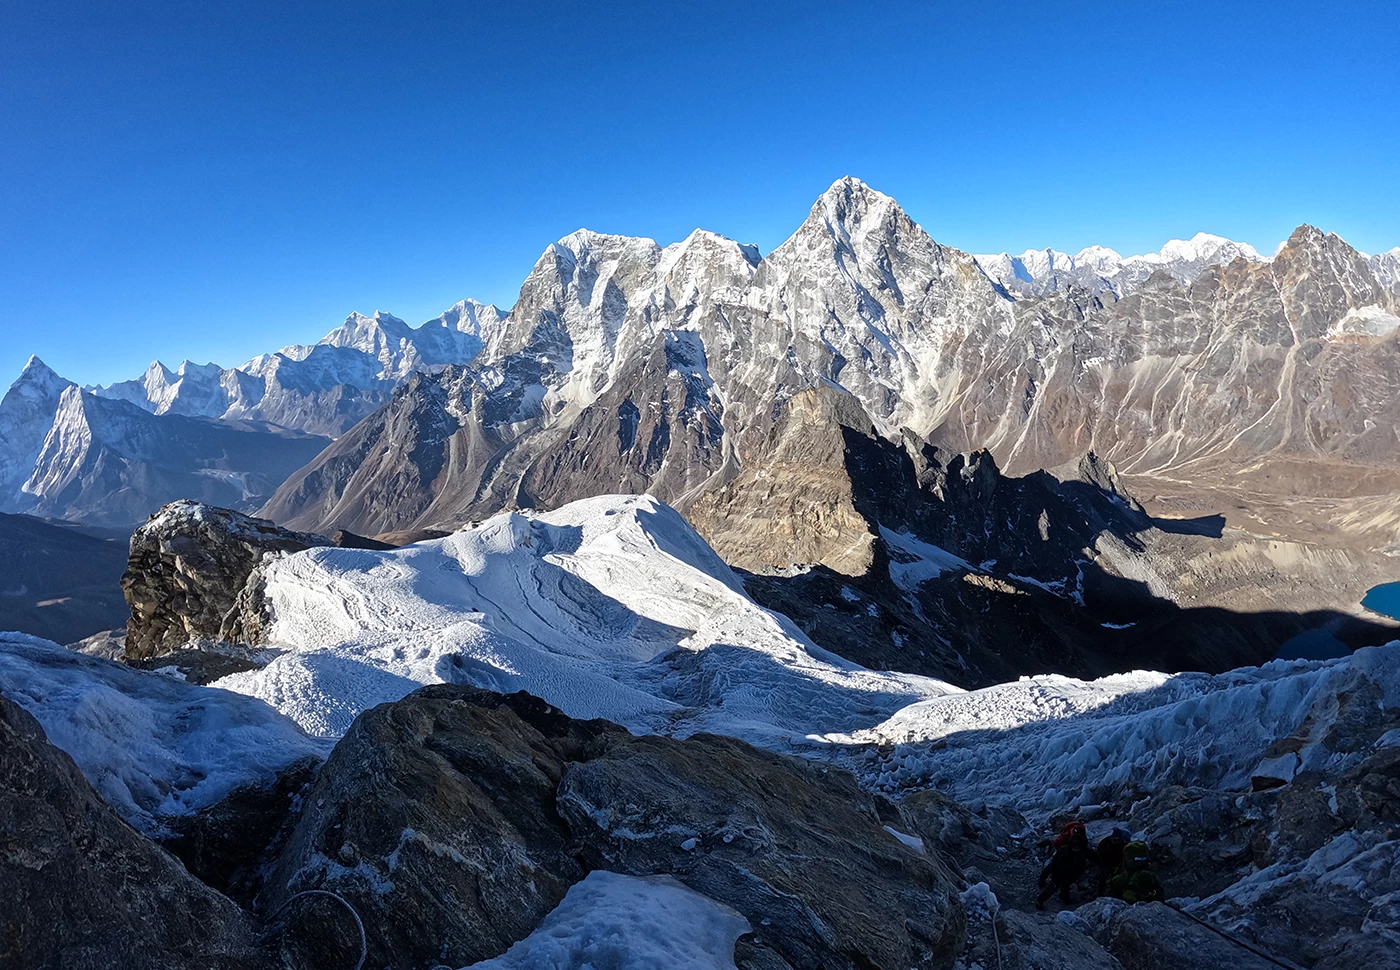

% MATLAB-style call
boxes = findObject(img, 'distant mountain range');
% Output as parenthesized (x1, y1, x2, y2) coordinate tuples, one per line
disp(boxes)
(975, 235, 1400, 299)
(0, 300, 506, 526)
(4, 177, 1400, 675)
(8, 185, 1396, 535)
(258, 181, 1400, 559)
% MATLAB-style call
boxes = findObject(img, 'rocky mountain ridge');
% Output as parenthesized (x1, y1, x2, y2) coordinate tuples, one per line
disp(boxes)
(253, 180, 1400, 668)
(94, 300, 507, 437)
(2, 380, 329, 528)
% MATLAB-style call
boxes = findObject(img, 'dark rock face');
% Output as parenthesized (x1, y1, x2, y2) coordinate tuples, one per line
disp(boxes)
(328, 529, 396, 550)
(900, 788, 1038, 901)
(127, 648, 263, 685)
(0, 694, 264, 970)
(740, 431, 1392, 686)
(558, 731, 966, 970)
(1094, 902, 1279, 970)
(121, 500, 328, 660)
(161, 756, 320, 907)
(264, 686, 623, 970)
(265, 685, 967, 970)
(961, 907, 1125, 970)
(370, 527, 451, 546)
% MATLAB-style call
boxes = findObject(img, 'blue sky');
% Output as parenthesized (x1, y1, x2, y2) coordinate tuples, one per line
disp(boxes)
(2, 0, 1397, 386)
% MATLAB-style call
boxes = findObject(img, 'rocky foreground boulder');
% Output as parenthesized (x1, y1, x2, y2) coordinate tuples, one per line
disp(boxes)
(264, 684, 967, 970)
(558, 731, 966, 970)
(0, 693, 265, 970)
(121, 500, 329, 660)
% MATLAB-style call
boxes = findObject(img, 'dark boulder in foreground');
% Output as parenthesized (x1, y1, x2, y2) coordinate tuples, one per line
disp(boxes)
(264, 686, 621, 970)
(264, 684, 967, 970)
(0, 693, 264, 970)
(558, 730, 966, 970)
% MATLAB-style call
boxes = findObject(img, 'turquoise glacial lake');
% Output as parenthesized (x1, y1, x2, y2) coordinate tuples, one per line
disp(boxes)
(1362, 582, 1400, 621)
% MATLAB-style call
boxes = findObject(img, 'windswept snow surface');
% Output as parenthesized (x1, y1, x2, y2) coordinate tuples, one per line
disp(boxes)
(839, 643, 1400, 820)
(0, 632, 328, 835)
(462, 871, 749, 970)
(213, 495, 957, 744)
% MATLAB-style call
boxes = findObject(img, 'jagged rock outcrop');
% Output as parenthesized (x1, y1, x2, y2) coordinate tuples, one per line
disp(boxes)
(264, 684, 967, 970)
(264, 686, 621, 970)
(161, 756, 321, 907)
(122, 501, 329, 660)
(0, 693, 265, 970)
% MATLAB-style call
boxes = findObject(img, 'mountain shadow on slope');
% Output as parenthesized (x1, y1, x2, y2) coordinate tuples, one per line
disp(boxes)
(745, 556, 1389, 689)
(742, 425, 1397, 687)
(0, 512, 131, 644)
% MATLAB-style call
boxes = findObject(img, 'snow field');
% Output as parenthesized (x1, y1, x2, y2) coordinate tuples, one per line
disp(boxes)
(3, 491, 1396, 855)
(845, 642, 1400, 820)
(461, 871, 750, 970)
(213, 495, 956, 745)
(0, 632, 329, 835)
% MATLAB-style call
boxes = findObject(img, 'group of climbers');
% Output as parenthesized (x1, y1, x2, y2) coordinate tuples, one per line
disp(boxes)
(1035, 822, 1163, 909)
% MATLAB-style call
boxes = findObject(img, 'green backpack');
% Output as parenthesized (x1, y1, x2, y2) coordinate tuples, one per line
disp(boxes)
(1108, 842, 1163, 903)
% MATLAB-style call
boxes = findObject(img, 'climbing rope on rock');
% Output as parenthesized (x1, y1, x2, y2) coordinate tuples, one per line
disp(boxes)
(1164, 901, 1308, 970)
(264, 889, 368, 970)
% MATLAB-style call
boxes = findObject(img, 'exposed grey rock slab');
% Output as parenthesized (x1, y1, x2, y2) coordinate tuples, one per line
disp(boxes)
(0, 693, 265, 970)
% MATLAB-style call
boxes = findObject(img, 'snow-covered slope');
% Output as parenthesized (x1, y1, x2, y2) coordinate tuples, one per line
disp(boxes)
(974, 233, 1266, 298)
(843, 640, 1400, 820)
(0, 632, 327, 835)
(3, 487, 1395, 898)
(1372, 246, 1400, 294)
(213, 494, 954, 744)
(464, 871, 750, 970)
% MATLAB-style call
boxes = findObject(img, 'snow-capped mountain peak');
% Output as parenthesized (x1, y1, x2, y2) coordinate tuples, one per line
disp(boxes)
(1072, 245, 1126, 273)
(977, 231, 1267, 297)
(1368, 245, 1400, 293)
(803, 176, 909, 250)
(9, 355, 71, 400)
(0, 356, 77, 507)
(1156, 231, 1262, 265)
